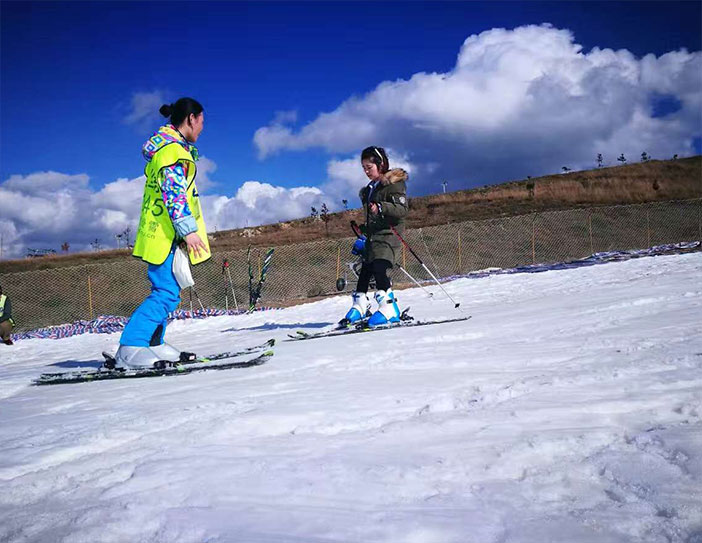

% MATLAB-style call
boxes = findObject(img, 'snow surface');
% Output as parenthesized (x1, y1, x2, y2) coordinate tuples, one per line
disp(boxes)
(1, 252, 701, 543)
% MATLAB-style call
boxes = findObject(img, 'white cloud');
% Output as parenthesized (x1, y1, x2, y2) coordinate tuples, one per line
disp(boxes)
(0, 219, 21, 260)
(203, 181, 324, 232)
(320, 151, 415, 207)
(124, 90, 168, 128)
(2, 171, 90, 193)
(192, 156, 218, 192)
(0, 172, 144, 259)
(273, 110, 298, 124)
(0, 162, 329, 259)
(254, 24, 702, 194)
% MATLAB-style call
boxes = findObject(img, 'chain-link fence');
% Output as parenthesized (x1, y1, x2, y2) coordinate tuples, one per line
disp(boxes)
(2, 199, 700, 333)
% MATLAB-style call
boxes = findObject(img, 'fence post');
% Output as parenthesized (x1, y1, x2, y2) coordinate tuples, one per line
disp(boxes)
(87, 275, 94, 320)
(646, 209, 651, 248)
(457, 229, 462, 273)
(588, 211, 594, 255)
(336, 244, 341, 280)
(531, 214, 536, 264)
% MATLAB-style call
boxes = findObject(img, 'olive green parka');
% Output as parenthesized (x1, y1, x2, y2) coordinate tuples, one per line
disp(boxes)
(359, 168, 409, 266)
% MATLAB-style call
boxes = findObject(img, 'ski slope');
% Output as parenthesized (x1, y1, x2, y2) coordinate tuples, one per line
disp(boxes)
(1, 252, 701, 543)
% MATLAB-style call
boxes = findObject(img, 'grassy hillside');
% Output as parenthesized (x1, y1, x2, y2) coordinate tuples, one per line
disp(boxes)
(2, 155, 700, 274)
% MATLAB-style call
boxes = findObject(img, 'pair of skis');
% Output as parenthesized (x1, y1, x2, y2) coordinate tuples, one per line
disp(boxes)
(34, 312, 471, 385)
(286, 309, 471, 342)
(34, 339, 276, 386)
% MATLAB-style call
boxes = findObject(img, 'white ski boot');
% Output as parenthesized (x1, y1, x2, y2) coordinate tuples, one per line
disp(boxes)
(113, 345, 161, 369)
(340, 291, 371, 326)
(367, 288, 401, 328)
(149, 342, 184, 362)
(112, 343, 194, 370)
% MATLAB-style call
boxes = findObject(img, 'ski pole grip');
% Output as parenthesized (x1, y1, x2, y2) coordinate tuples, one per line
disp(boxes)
(350, 220, 363, 239)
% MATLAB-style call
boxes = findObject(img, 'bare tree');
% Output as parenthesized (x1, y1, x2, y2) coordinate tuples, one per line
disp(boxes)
(61, 242, 70, 253)
(597, 153, 603, 168)
(320, 203, 330, 237)
(617, 154, 627, 165)
(526, 181, 535, 199)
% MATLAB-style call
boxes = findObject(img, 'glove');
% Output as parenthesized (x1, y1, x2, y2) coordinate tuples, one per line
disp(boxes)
(352, 236, 366, 256)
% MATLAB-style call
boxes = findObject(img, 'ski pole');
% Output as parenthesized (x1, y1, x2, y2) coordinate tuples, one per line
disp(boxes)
(226, 267, 239, 311)
(389, 225, 461, 309)
(350, 220, 364, 239)
(191, 286, 205, 312)
(351, 221, 433, 300)
(398, 265, 434, 299)
(222, 259, 229, 311)
(223, 258, 239, 311)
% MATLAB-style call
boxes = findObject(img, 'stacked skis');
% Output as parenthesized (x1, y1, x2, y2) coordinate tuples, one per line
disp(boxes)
(248, 247, 274, 313)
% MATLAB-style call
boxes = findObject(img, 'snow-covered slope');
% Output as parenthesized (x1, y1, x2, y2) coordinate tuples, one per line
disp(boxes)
(1, 253, 701, 543)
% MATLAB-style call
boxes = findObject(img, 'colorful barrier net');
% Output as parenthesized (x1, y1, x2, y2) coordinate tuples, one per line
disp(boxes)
(11, 307, 278, 342)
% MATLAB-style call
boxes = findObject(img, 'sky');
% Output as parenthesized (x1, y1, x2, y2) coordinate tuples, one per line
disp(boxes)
(1, 1, 701, 258)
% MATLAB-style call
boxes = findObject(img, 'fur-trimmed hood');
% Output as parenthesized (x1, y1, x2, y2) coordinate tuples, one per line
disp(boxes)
(380, 168, 408, 186)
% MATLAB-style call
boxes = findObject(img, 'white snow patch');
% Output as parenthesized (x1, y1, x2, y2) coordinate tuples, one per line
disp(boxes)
(1, 253, 701, 542)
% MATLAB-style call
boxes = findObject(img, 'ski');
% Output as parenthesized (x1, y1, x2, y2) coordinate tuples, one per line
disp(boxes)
(182, 338, 275, 363)
(34, 339, 275, 386)
(285, 316, 471, 342)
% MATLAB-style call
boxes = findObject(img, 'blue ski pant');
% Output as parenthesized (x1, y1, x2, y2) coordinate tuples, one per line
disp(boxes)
(120, 249, 180, 347)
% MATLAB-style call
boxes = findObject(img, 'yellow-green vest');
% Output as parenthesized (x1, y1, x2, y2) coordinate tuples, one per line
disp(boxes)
(132, 142, 211, 265)
(0, 294, 11, 326)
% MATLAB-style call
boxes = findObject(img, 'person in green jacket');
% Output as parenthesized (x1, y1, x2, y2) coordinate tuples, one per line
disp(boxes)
(113, 97, 210, 369)
(0, 284, 15, 345)
(343, 146, 409, 327)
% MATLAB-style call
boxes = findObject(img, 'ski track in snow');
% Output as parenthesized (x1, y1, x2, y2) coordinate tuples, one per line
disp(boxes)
(0, 252, 701, 543)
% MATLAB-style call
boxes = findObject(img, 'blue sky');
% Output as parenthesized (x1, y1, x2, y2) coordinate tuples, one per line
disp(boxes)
(1, 1, 701, 257)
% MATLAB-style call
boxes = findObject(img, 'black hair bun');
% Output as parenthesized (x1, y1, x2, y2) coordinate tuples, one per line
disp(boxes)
(159, 104, 173, 118)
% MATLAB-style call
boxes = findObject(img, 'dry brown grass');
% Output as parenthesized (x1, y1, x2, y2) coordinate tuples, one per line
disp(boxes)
(2, 156, 700, 274)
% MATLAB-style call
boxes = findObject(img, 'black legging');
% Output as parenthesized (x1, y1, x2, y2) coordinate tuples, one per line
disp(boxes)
(356, 259, 392, 293)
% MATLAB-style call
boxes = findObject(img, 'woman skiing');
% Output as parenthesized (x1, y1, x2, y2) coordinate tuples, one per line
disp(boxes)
(343, 146, 408, 328)
(114, 97, 210, 368)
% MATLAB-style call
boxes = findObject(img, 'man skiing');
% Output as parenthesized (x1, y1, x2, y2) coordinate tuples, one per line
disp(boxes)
(343, 146, 409, 328)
